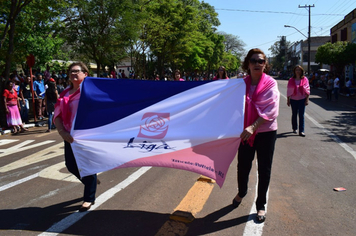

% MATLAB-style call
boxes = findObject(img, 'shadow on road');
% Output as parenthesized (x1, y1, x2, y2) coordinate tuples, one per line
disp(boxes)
(0, 201, 257, 235)
(186, 204, 255, 235)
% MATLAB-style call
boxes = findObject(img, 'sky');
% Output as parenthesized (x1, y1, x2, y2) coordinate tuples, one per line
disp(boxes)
(202, 0, 356, 57)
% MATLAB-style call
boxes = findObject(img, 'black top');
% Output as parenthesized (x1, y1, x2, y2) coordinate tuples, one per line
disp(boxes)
(20, 82, 32, 99)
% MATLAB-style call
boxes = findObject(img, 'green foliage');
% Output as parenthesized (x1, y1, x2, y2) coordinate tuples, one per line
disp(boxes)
(141, 0, 225, 76)
(315, 41, 356, 72)
(62, 0, 136, 74)
(269, 37, 291, 71)
(1, 0, 245, 79)
(0, 0, 70, 73)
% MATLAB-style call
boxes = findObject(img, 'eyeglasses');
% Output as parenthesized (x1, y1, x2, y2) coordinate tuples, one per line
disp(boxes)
(69, 69, 83, 74)
(249, 58, 266, 65)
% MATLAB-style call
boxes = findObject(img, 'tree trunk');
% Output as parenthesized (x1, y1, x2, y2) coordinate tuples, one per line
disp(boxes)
(96, 62, 100, 77)
(1, 20, 16, 128)
(4, 20, 15, 80)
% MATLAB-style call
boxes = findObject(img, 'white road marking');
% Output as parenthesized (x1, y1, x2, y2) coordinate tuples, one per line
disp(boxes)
(0, 143, 63, 172)
(0, 139, 18, 146)
(39, 162, 80, 183)
(280, 93, 356, 160)
(38, 167, 151, 236)
(0, 173, 39, 192)
(243, 164, 267, 236)
(0, 140, 55, 158)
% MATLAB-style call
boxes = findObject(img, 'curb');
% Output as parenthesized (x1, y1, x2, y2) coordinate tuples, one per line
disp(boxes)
(0, 123, 36, 136)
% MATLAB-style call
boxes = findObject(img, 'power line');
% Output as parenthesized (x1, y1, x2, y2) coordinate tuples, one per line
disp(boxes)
(214, 8, 344, 16)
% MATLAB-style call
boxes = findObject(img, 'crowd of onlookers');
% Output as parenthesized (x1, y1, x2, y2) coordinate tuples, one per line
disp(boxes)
(105, 66, 237, 81)
(2, 65, 69, 133)
(2, 64, 240, 133)
(309, 71, 356, 98)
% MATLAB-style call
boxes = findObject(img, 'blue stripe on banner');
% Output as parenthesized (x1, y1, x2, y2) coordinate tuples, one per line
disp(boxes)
(74, 77, 212, 130)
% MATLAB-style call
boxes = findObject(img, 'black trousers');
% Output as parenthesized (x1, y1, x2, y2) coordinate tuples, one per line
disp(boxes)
(64, 141, 97, 202)
(237, 130, 277, 211)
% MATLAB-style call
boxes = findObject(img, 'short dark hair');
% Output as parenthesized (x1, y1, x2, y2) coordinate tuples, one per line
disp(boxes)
(5, 80, 13, 88)
(242, 48, 269, 75)
(67, 62, 90, 76)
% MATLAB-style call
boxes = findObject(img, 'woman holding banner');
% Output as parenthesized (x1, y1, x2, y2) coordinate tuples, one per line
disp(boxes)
(232, 48, 280, 223)
(54, 62, 98, 212)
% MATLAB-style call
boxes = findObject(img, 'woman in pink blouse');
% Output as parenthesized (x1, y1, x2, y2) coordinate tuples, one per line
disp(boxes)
(232, 48, 280, 223)
(54, 62, 97, 212)
(287, 65, 310, 137)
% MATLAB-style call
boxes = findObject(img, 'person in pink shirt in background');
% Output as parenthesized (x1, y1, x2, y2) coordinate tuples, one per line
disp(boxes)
(213, 66, 229, 80)
(287, 65, 310, 137)
(232, 48, 280, 223)
(174, 69, 185, 81)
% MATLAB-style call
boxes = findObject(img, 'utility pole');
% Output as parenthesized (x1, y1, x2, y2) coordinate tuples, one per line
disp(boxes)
(299, 4, 314, 76)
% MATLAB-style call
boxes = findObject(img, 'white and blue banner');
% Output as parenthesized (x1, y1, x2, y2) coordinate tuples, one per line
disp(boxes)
(71, 77, 245, 187)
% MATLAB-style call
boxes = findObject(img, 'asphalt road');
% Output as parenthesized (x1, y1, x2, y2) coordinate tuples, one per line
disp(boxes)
(0, 78, 355, 236)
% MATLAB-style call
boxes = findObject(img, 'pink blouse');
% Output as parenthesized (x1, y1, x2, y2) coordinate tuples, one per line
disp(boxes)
(54, 88, 80, 132)
(287, 77, 310, 100)
(244, 73, 280, 146)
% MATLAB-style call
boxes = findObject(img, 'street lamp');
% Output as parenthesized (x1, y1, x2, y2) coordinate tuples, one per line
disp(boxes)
(284, 25, 310, 75)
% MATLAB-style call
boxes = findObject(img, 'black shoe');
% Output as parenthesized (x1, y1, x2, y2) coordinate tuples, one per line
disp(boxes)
(257, 214, 266, 223)
(232, 198, 241, 208)
(299, 132, 305, 137)
(79, 202, 95, 212)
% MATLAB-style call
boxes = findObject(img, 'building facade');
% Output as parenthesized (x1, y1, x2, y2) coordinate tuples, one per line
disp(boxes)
(286, 36, 330, 73)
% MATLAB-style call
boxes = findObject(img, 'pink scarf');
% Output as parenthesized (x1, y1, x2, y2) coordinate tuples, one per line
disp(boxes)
(54, 87, 80, 131)
(287, 77, 310, 97)
(244, 73, 279, 146)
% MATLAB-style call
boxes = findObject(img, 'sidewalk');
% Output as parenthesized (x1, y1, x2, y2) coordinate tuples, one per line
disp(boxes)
(0, 117, 47, 136)
(311, 86, 356, 109)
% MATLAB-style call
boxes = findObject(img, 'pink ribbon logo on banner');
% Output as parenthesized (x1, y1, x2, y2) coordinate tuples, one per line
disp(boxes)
(138, 112, 170, 139)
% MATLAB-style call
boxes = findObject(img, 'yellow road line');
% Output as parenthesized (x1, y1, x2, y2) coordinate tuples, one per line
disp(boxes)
(155, 176, 215, 235)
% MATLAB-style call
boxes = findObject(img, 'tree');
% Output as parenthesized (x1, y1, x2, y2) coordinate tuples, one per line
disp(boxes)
(1, 0, 33, 79)
(0, 0, 69, 127)
(62, 0, 136, 76)
(142, 0, 222, 76)
(0, 0, 68, 78)
(315, 41, 356, 75)
(219, 31, 245, 57)
(269, 37, 290, 71)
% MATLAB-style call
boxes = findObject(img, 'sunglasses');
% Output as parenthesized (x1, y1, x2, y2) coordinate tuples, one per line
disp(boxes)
(249, 58, 266, 65)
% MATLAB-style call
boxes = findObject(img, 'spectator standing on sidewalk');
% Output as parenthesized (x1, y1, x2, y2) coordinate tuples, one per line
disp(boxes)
(19, 75, 32, 123)
(326, 74, 333, 101)
(33, 74, 46, 120)
(56, 77, 65, 94)
(3, 80, 28, 134)
(43, 65, 51, 84)
(345, 78, 352, 96)
(287, 65, 310, 137)
(54, 62, 98, 212)
(45, 78, 58, 132)
(333, 74, 340, 101)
